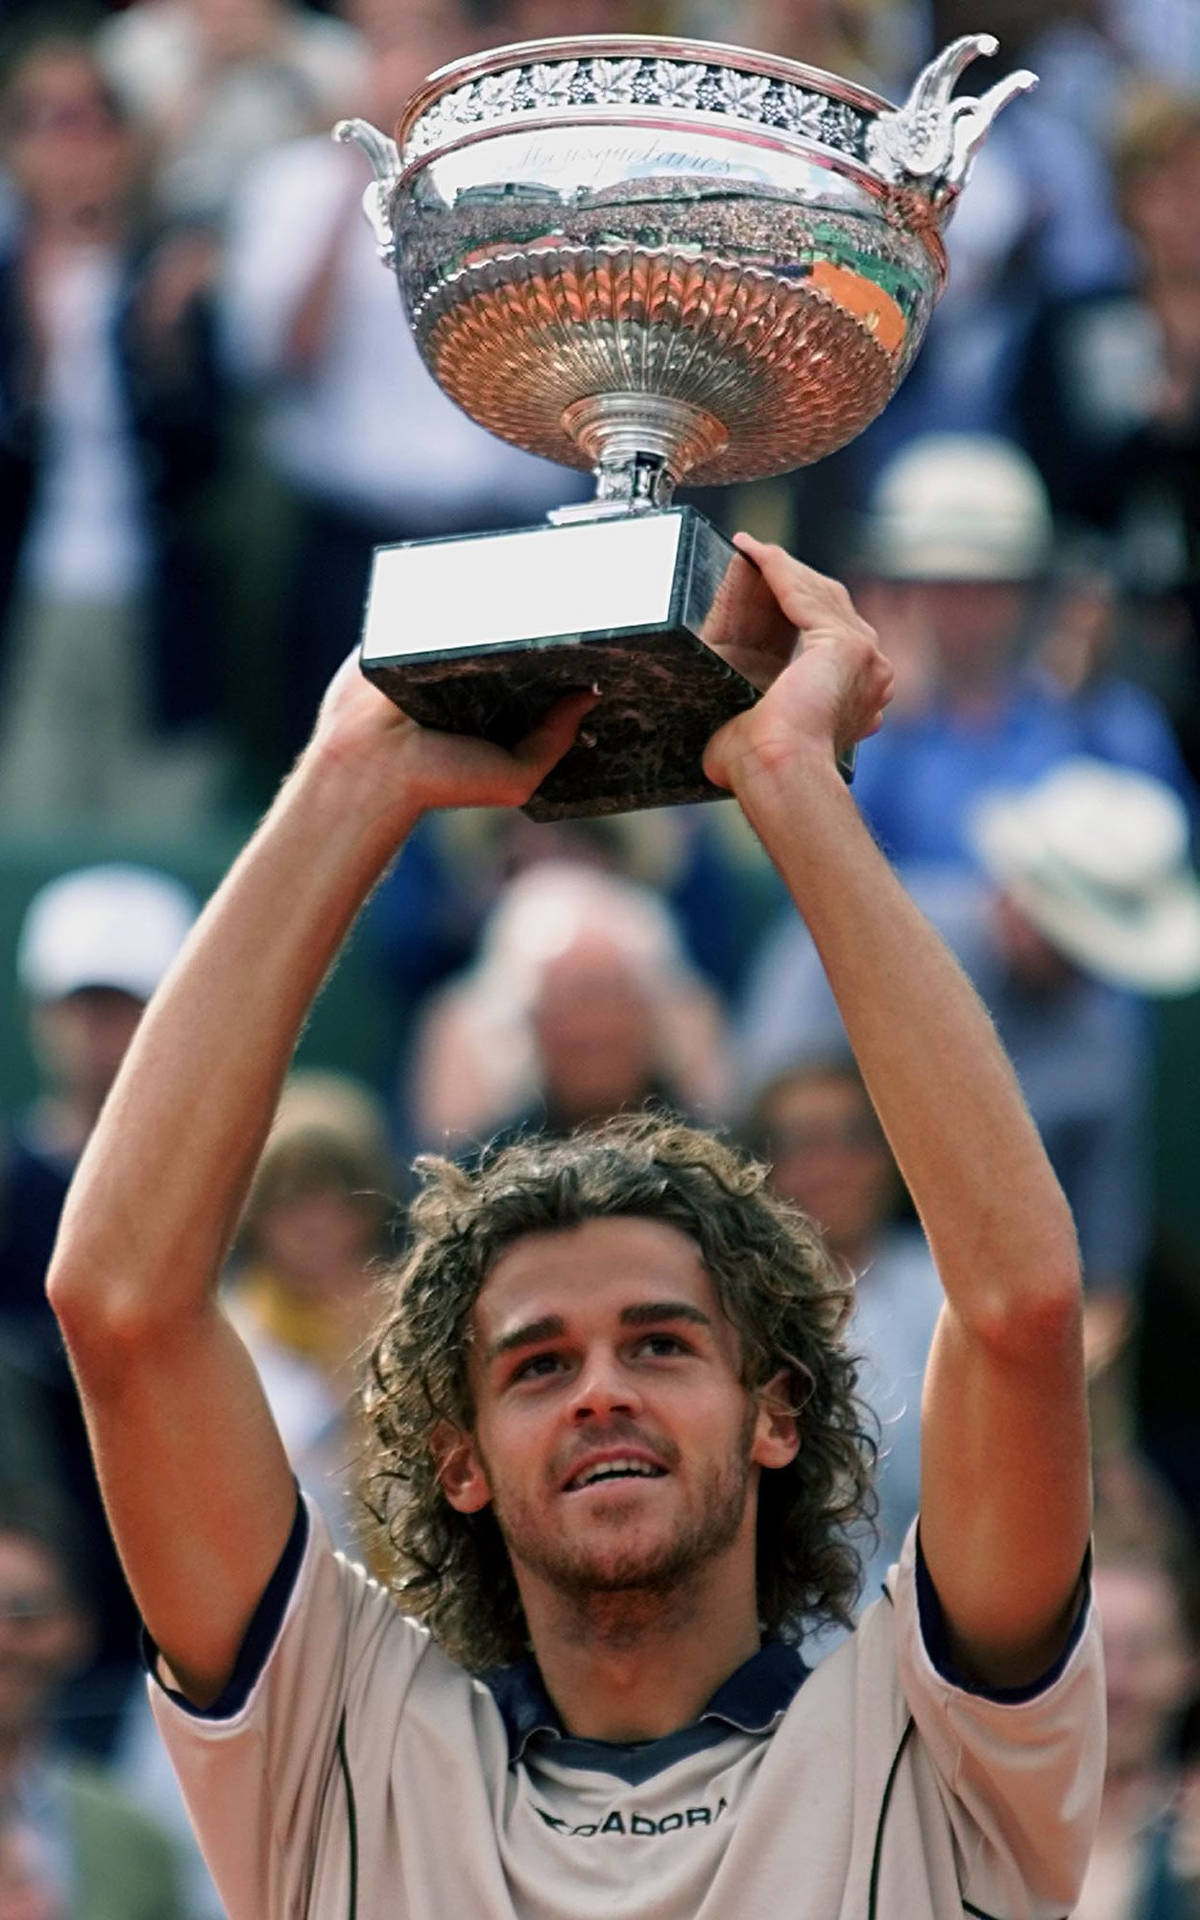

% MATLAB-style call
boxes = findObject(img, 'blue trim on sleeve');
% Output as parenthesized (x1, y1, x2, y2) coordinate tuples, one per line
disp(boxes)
(142, 1488, 310, 1719)
(915, 1527, 1092, 1703)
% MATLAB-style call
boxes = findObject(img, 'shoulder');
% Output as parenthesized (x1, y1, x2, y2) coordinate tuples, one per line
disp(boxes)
(149, 1492, 461, 1742)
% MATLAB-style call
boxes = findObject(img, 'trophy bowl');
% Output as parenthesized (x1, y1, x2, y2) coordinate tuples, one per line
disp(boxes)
(337, 33, 1033, 817)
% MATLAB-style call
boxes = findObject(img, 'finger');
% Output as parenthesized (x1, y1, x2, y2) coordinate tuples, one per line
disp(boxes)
(509, 687, 601, 782)
(732, 533, 858, 625)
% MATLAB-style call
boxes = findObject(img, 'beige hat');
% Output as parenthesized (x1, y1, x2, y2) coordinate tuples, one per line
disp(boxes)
(17, 864, 197, 1004)
(860, 432, 1053, 582)
(969, 759, 1200, 995)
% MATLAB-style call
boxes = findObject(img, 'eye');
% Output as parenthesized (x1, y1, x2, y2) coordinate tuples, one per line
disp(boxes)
(634, 1332, 692, 1359)
(509, 1351, 566, 1383)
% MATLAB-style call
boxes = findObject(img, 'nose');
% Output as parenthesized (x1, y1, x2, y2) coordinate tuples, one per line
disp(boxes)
(568, 1345, 644, 1423)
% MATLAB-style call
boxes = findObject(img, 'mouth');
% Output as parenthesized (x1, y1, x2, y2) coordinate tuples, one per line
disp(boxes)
(561, 1454, 670, 1494)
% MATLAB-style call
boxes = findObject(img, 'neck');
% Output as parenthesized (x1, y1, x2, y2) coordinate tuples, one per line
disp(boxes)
(519, 1549, 762, 1742)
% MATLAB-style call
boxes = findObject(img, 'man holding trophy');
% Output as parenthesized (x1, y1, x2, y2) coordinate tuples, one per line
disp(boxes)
(46, 28, 1103, 1920)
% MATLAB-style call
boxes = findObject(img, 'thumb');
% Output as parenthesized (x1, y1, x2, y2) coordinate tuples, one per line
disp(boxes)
(510, 687, 601, 784)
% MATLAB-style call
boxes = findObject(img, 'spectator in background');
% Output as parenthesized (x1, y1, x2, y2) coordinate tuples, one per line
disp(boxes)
(409, 862, 731, 1154)
(1076, 1496, 1200, 1917)
(0, 1484, 186, 1920)
(96, 0, 365, 231)
(847, 432, 1192, 865)
(227, 1070, 397, 1552)
(744, 1058, 942, 1618)
(219, 0, 585, 771)
(675, 0, 914, 93)
(0, 33, 229, 829)
(111, 1070, 399, 1920)
(0, 865, 196, 1757)
(855, 0, 1132, 457)
(1018, 86, 1200, 779)
(740, 758, 1200, 1347)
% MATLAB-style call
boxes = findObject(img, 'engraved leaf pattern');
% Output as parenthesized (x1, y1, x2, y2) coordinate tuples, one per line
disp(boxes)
(653, 61, 706, 109)
(717, 70, 770, 118)
(529, 60, 579, 107)
(446, 82, 479, 126)
(476, 70, 522, 116)
(589, 57, 642, 104)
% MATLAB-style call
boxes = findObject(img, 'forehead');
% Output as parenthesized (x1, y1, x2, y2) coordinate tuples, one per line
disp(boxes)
(766, 1071, 866, 1124)
(472, 1216, 722, 1336)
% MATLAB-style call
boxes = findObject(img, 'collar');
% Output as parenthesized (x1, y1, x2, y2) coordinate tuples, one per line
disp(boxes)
(484, 1637, 808, 1769)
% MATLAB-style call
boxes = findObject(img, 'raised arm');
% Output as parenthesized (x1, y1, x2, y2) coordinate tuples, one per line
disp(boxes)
(46, 655, 594, 1704)
(707, 534, 1089, 1688)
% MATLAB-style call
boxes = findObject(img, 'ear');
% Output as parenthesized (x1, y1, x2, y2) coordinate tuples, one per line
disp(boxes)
(750, 1370, 800, 1471)
(430, 1422, 492, 1514)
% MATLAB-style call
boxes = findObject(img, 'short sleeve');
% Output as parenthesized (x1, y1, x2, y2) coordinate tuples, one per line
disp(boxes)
(888, 1522, 1105, 1918)
(148, 1493, 432, 1920)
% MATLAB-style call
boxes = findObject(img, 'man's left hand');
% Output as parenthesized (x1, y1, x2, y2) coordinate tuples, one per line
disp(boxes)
(703, 533, 893, 795)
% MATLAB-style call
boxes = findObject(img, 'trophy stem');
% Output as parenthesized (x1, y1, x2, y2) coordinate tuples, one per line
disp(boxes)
(552, 393, 729, 521)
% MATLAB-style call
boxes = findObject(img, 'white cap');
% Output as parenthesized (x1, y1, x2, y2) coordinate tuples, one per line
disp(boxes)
(17, 864, 198, 1004)
(860, 432, 1053, 582)
(969, 760, 1200, 995)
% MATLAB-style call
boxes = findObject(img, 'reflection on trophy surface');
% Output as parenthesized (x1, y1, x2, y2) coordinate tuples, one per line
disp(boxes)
(336, 31, 1034, 818)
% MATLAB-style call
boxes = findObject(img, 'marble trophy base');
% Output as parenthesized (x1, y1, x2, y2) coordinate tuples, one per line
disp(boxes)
(359, 506, 790, 820)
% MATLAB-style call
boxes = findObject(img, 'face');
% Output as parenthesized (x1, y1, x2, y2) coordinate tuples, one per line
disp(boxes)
(531, 938, 656, 1123)
(252, 1186, 379, 1299)
(439, 1218, 796, 1609)
(1096, 1562, 1197, 1778)
(759, 1072, 893, 1261)
(1123, 131, 1200, 282)
(31, 987, 145, 1110)
(2, 52, 134, 232)
(0, 1823, 60, 1920)
(990, 893, 1074, 992)
(865, 579, 1028, 686)
(0, 1534, 89, 1743)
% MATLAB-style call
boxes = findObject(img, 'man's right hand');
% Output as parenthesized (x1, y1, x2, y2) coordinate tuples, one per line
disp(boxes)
(307, 648, 600, 823)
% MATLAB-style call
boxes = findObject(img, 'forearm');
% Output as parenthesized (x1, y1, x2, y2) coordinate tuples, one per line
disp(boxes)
(735, 748, 1081, 1331)
(49, 742, 418, 1341)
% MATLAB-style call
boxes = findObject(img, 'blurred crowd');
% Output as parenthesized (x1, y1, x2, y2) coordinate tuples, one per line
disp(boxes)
(1, 0, 1200, 1912)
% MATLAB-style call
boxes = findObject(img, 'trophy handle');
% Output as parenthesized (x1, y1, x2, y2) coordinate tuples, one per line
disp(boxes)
(866, 34, 1037, 204)
(333, 118, 402, 265)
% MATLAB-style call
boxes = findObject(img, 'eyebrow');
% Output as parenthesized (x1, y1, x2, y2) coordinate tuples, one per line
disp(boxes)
(484, 1300, 714, 1366)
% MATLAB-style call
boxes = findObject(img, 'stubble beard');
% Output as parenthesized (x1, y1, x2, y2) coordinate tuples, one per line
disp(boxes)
(489, 1408, 759, 1621)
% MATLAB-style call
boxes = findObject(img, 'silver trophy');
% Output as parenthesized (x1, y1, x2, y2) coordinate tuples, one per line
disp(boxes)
(336, 32, 1033, 819)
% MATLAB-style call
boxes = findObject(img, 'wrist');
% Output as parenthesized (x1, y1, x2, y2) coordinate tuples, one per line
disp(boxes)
(726, 731, 846, 814)
(287, 730, 424, 859)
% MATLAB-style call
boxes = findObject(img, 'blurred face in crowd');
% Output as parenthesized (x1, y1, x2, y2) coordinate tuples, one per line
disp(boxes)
(30, 987, 145, 1117)
(863, 578, 1029, 693)
(0, 1822, 60, 1920)
(188, 0, 290, 67)
(757, 1068, 894, 1264)
(1096, 1561, 1198, 1780)
(0, 48, 136, 238)
(252, 1183, 382, 1301)
(1121, 127, 1200, 285)
(740, 0, 843, 61)
(497, 0, 641, 38)
(989, 893, 1075, 994)
(0, 1533, 89, 1751)
(349, 0, 478, 124)
(531, 935, 656, 1125)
